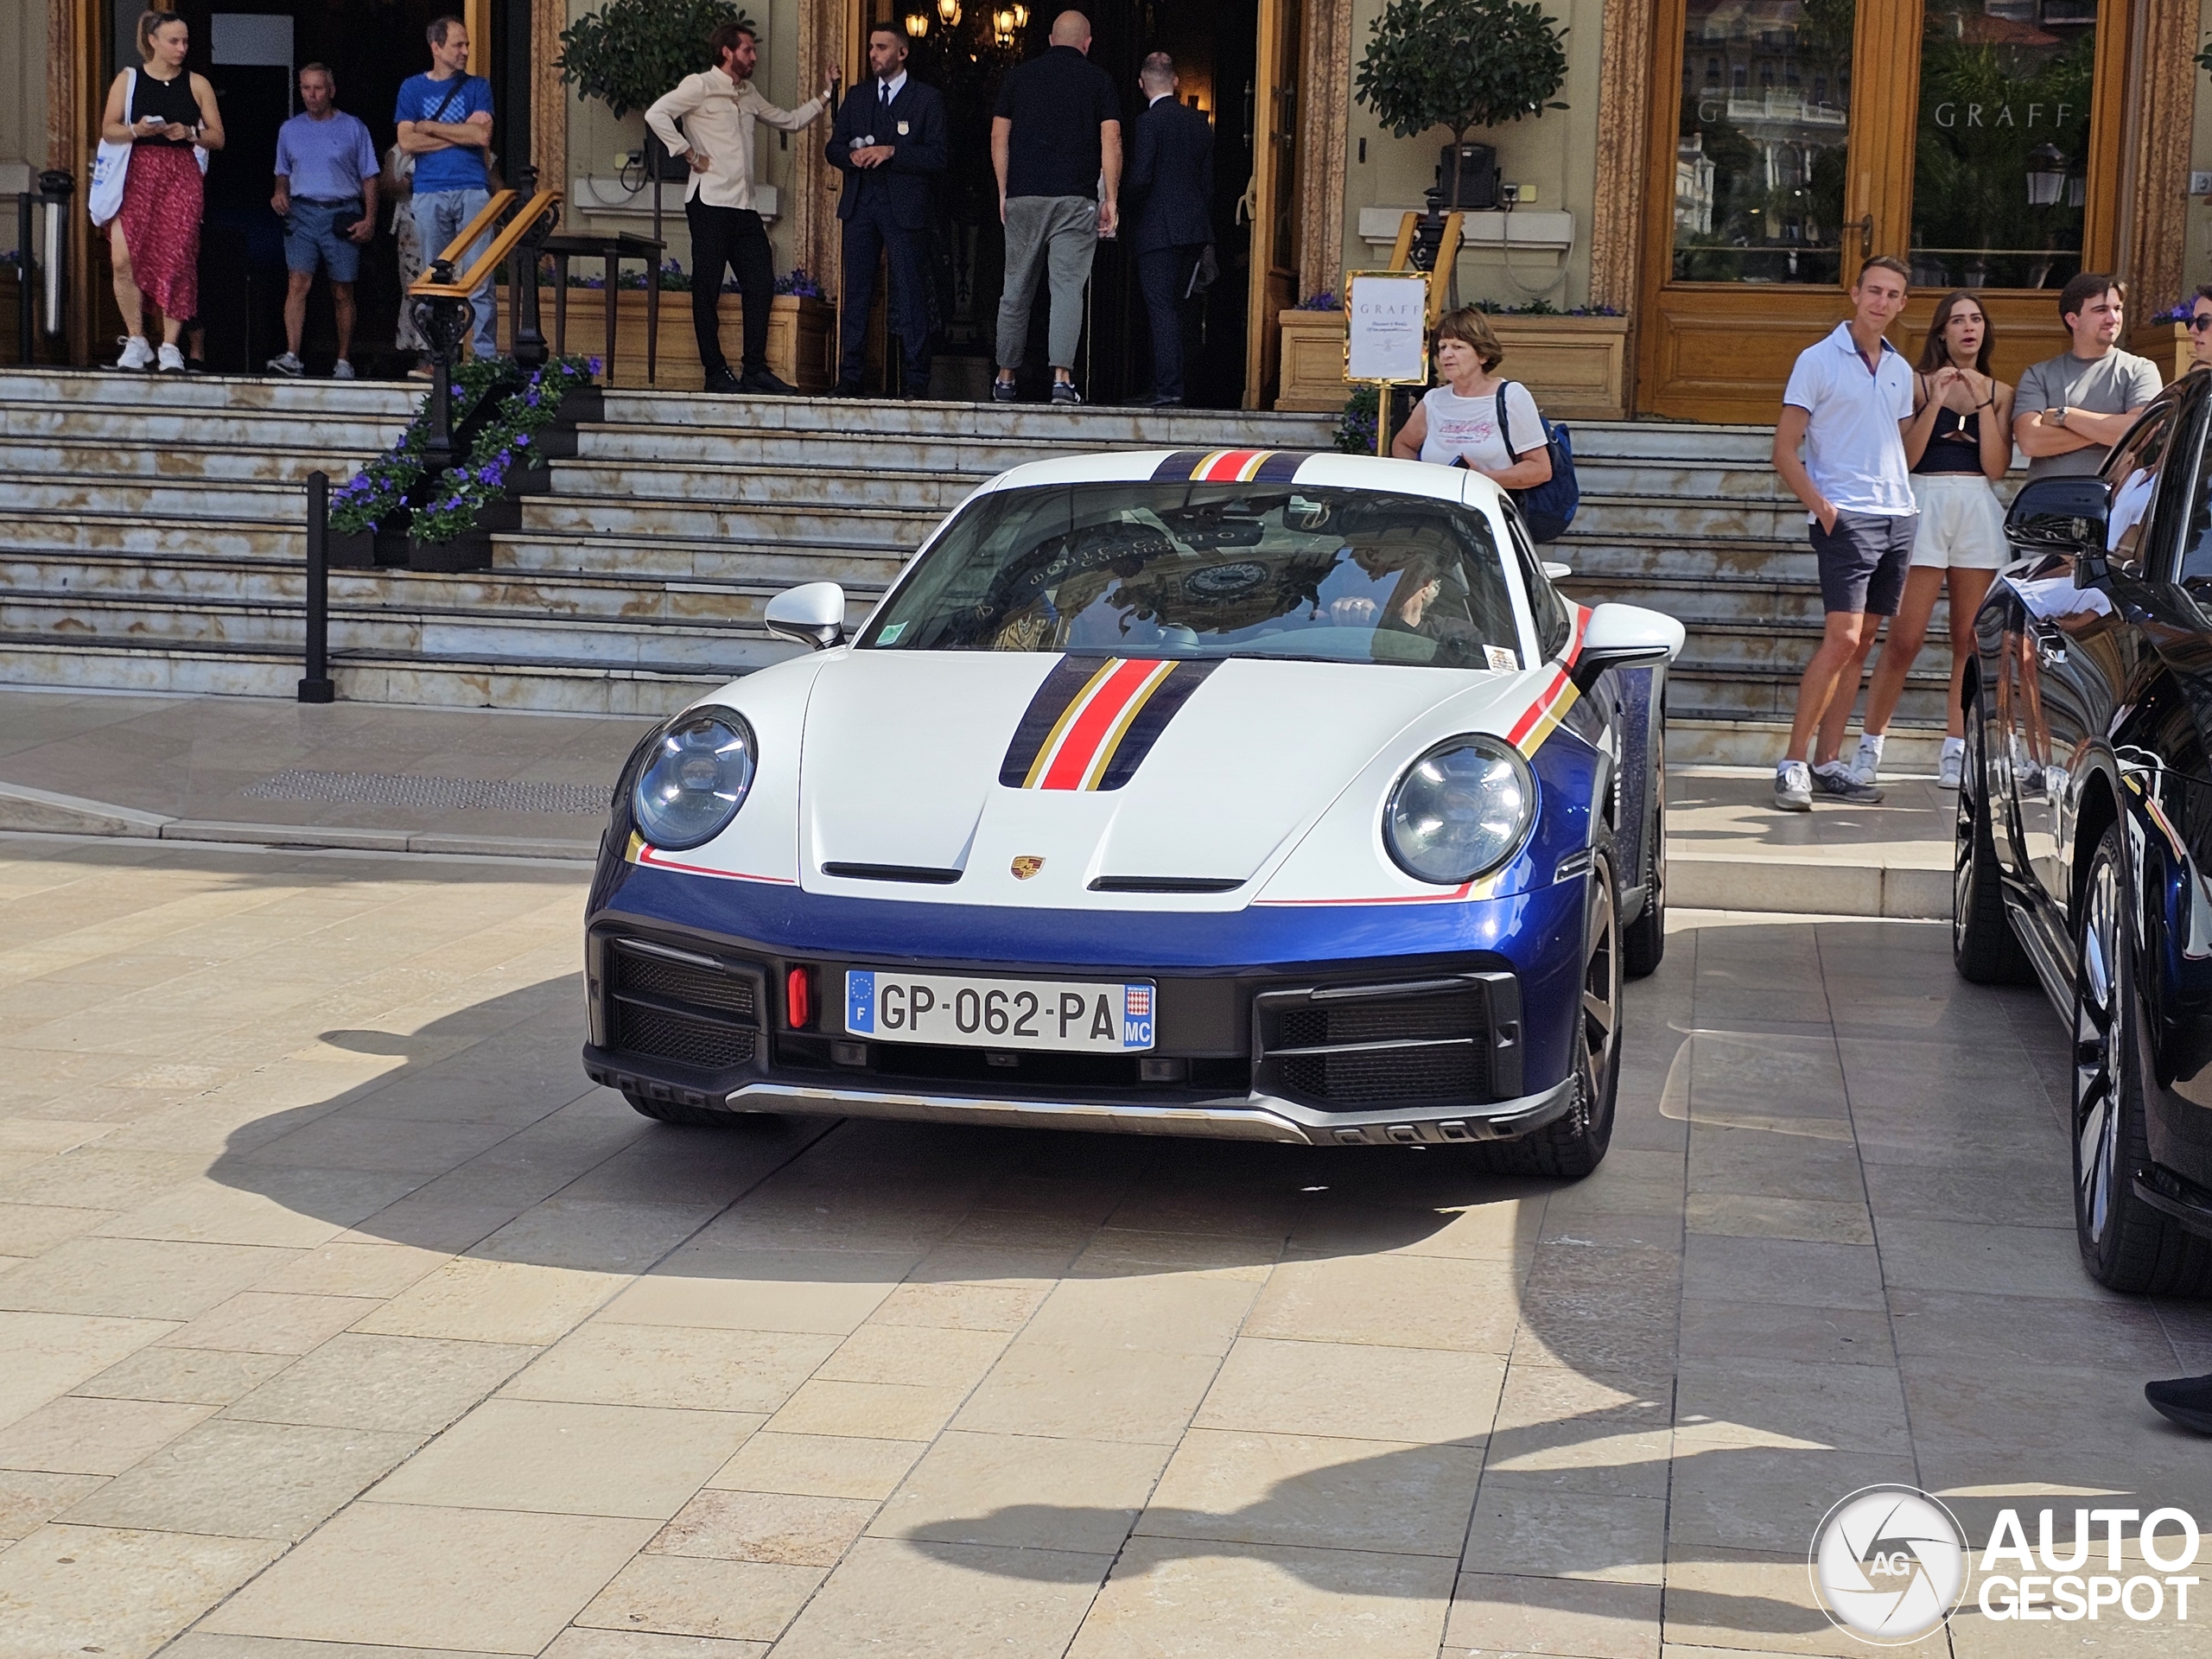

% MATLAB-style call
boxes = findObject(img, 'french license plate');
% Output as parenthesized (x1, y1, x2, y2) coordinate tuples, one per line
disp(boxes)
(843, 969, 1155, 1052)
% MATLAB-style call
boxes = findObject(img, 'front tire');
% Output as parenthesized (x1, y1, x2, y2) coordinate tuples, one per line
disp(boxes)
(1953, 696, 2033, 984)
(2071, 826, 2212, 1294)
(1488, 847, 1621, 1179)
(1623, 746, 1666, 980)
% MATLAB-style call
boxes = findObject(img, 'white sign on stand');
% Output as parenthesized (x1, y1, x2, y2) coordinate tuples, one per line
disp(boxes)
(1345, 272, 1430, 385)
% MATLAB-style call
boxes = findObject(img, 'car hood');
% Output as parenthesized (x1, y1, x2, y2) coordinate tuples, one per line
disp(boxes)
(793, 650, 1552, 909)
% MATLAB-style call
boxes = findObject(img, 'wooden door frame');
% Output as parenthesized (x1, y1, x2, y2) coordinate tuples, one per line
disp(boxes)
(1628, 0, 2177, 422)
(1243, 0, 1299, 409)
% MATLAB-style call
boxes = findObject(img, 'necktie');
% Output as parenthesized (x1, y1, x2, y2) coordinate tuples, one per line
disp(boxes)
(880, 82, 891, 111)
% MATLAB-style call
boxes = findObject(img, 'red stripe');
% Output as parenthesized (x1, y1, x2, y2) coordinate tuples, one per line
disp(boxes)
(1504, 669, 1571, 747)
(1038, 659, 1158, 790)
(638, 845, 794, 884)
(1204, 449, 1262, 481)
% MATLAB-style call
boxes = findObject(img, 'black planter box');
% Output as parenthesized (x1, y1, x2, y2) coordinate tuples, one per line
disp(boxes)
(408, 530, 494, 572)
(327, 529, 375, 569)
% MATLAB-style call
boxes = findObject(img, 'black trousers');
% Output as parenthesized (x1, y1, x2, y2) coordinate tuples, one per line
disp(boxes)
(685, 199, 774, 378)
(1137, 243, 1205, 404)
(838, 195, 931, 392)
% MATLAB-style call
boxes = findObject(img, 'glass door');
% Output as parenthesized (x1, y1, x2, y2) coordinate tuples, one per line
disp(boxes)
(1637, 0, 2128, 420)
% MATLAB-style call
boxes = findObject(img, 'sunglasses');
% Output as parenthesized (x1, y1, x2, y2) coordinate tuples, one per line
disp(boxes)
(2191, 315, 2212, 334)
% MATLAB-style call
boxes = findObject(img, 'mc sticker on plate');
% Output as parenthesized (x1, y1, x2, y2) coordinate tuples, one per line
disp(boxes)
(1485, 645, 1520, 672)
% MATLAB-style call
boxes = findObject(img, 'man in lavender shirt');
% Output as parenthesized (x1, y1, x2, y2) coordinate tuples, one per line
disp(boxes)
(268, 63, 379, 378)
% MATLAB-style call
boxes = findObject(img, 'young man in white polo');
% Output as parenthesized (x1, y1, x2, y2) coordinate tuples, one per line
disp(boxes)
(1770, 256, 1916, 811)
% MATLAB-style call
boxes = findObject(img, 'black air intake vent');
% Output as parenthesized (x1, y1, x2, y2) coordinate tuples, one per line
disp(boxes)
(605, 942, 762, 1074)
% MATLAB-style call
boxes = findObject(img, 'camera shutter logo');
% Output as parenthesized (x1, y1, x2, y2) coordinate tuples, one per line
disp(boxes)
(1809, 1485, 1969, 1643)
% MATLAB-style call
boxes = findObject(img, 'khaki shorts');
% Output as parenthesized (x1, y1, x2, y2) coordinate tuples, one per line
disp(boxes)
(1910, 474, 2007, 570)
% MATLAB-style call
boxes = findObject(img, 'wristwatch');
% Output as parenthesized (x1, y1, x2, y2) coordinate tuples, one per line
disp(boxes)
(2054, 405, 2070, 428)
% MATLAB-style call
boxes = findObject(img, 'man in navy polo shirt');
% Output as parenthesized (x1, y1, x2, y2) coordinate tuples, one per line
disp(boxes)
(395, 16, 497, 363)
(1770, 256, 1916, 811)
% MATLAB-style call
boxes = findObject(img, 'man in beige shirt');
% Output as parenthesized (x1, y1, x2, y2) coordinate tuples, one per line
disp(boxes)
(646, 22, 836, 394)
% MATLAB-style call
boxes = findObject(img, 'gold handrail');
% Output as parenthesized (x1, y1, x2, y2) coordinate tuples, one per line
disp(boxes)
(429, 188, 515, 272)
(410, 189, 561, 299)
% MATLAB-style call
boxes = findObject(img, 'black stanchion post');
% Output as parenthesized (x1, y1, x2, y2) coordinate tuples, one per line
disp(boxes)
(16, 193, 33, 366)
(510, 159, 556, 371)
(299, 470, 335, 703)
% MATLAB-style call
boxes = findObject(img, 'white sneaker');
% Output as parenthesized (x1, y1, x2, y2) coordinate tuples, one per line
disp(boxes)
(267, 351, 303, 377)
(156, 343, 186, 373)
(1937, 737, 1966, 791)
(114, 335, 154, 371)
(1847, 731, 1885, 787)
(332, 359, 355, 380)
(1774, 760, 1813, 812)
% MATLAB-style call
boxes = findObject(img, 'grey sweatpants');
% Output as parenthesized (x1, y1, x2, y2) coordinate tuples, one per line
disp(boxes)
(996, 194, 1098, 372)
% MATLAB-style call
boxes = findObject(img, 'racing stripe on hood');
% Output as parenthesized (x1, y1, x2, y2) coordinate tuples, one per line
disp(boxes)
(999, 657, 1221, 791)
(1150, 449, 1310, 484)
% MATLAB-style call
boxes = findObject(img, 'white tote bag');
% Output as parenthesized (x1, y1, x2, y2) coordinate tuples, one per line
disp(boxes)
(88, 69, 208, 226)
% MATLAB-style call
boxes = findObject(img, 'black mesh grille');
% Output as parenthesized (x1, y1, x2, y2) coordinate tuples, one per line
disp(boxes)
(1281, 1044, 1485, 1104)
(1267, 985, 1491, 1106)
(613, 1003, 756, 1069)
(1283, 988, 1484, 1048)
(613, 950, 755, 1015)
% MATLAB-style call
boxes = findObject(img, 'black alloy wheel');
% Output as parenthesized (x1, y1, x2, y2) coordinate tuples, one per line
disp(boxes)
(2070, 826, 2212, 1294)
(1490, 846, 1621, 1179)
(1952, 697, 2033, 984)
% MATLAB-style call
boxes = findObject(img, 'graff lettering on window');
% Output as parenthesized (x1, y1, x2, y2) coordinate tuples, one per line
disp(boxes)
(1930, 103, 2076, 130)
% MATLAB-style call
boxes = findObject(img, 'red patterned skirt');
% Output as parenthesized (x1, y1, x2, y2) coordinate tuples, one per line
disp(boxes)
(117, 144, 203, 321)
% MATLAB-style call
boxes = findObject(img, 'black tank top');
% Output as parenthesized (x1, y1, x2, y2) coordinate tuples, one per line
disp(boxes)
(130, 67, 200, 147)
(1913, 401, 1988, 475)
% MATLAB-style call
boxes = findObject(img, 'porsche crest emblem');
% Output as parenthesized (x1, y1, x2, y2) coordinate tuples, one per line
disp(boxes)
(1010, 855, 1046, 880)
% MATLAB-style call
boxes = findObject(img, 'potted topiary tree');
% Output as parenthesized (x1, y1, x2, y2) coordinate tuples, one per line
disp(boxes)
(1354, 0, 1568, 297)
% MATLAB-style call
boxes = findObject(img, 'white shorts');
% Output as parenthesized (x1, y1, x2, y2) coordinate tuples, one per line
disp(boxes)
(1909, 474, 2006, 569)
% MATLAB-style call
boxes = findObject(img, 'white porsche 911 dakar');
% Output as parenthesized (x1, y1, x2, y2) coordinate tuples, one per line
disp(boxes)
(582, 448, 1682, 1176)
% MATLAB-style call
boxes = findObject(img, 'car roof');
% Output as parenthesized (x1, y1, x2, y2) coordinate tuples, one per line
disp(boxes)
(976, 448, 1498, 510)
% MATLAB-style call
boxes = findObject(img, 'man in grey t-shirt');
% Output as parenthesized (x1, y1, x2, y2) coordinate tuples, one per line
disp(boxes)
(2014, 272, 2163, 480)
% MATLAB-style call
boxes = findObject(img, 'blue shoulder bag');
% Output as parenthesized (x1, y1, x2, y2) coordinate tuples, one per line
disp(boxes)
(1494, 382, 1580, 544)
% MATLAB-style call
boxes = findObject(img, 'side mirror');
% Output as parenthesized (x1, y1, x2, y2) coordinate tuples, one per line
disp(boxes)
(1542, 561, 1573, 581)
(2006, 475, 2107, 557)
(1571, 601, 1684, 694)
(764, 582, 847, 652)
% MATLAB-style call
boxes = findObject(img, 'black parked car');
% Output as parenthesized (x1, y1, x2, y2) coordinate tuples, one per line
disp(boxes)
(1954, 372, 2212, 1294)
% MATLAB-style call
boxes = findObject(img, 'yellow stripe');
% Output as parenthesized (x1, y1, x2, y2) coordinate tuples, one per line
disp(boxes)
(1188, 449, 1233, 480)
(626, 830, 646, 863)
(1078, 661, 1179, 791)
(1514, 683, 1580, 760)
(1020, 658, 1124, 789)
(1236, 451, 1272, 481)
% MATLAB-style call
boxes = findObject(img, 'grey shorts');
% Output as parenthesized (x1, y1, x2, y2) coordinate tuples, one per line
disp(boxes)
(1810, 509, 1916, 617)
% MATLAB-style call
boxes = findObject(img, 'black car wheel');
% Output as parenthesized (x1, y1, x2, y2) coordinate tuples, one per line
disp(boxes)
(1623, 744, 1666, 981)
(1490, 847, 1620, 1179)
(2071, 825, 2212, 1294)
(1953, 696, 2033, 984)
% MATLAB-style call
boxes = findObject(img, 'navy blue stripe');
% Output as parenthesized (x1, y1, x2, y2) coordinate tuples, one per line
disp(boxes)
(996, 656, 1100, 786)
(1151, 450, 1211, 481)
(1254, 451, 1312, 483)
(1096, 660, 1221, 790)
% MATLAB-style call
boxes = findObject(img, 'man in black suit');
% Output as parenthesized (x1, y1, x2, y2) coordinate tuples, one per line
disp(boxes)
(1126, 53, 1214, 408)
(826, 25, 947, 397)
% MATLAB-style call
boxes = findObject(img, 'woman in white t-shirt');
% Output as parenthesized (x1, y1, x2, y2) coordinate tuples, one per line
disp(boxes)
(1390, 307, 1554, 491)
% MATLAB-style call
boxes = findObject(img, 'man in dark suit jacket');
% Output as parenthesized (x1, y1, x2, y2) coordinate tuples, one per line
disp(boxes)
(1126, 53, 1214, 407)
(826, 25, 947, 397)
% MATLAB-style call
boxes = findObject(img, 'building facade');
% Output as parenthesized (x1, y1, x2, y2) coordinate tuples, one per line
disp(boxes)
(7, 0, 2210, 417)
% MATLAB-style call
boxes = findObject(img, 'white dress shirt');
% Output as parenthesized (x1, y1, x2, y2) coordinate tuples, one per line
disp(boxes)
(645, 66, 823, 213)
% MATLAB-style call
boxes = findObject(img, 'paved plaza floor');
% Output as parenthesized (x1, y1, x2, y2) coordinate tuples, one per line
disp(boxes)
(2, 832, 2209, 1658)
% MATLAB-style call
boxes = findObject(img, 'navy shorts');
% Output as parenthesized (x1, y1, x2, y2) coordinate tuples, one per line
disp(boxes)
(1810, 509, 1916, 617)
(283, 197, 365, 282)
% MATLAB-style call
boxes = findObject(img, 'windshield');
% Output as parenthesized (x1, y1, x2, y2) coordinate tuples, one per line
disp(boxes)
(859, 482, 1526, 671)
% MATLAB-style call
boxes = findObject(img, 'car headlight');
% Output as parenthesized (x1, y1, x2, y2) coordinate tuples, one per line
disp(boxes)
(1384, 736, 1535, 885)
(632, 710, 757, 849)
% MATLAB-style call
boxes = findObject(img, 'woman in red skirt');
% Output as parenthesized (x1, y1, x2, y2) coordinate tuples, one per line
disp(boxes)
(98, 10, 224, 372)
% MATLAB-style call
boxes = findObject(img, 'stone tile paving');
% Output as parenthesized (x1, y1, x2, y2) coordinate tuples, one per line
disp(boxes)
(0, 833, 2204, 1657)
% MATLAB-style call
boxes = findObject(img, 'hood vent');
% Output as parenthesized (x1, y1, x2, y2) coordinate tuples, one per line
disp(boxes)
(1087, 876, 1244, 894)
(821, 861, 964, 885)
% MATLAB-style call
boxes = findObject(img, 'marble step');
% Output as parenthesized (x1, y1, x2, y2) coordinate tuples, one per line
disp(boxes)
(0, 439, 388, 486)
(595, 388, 1337, 447)
(0, 635, 725, 715)
(548, 459, 983, 513)
(1562, 571, 1955, 629)
(0, 366, 418, 417)
(493, 532, 910, 588)
(0, 404, 410, 448)
(520, 493, 938, 549)
(0, 589, 802, 677)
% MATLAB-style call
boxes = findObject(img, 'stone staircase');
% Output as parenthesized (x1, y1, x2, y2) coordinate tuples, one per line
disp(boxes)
(0, 368, 1951, 749)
